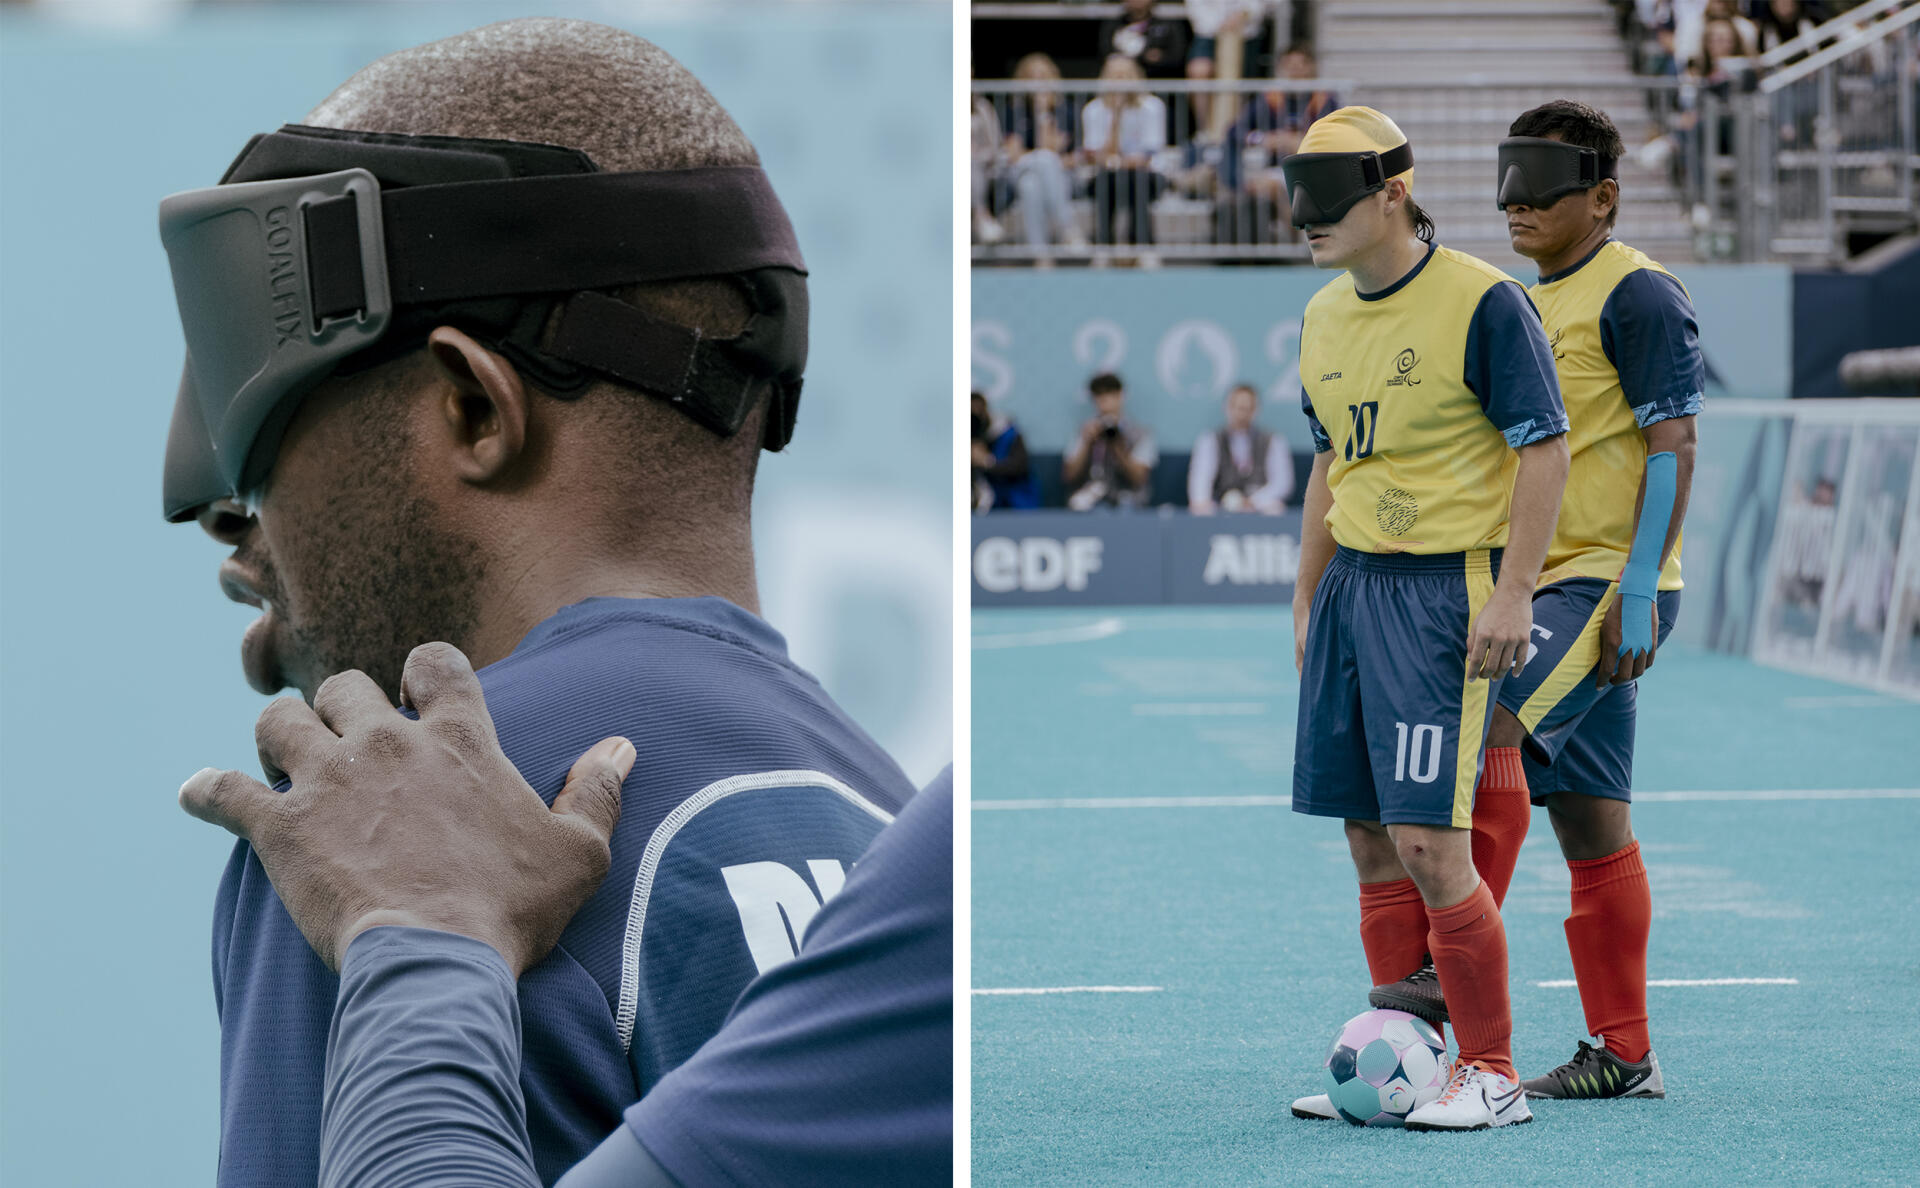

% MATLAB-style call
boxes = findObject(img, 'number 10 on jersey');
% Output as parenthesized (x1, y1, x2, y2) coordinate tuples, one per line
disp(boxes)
(1345, 402, 1378, 460)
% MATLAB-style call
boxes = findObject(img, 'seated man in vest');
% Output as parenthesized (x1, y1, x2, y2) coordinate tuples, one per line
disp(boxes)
(1187, 383, 1295, 515)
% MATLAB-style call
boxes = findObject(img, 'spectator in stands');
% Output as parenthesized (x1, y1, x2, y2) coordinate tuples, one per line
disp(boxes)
(1098, 0, 1188, 80)
(1187, 383, 1294, 515)
(1064, 372, 1159, 511)
(972, 88, 1004, 245)
(1187, 0, 1268, 139)
(1080, 54, 1168, 248)
(1755, 0, 1819, 55)
(1706, 0, 1761, 55)
(972, 391, 1040, 512)
(1000, 53, 1085, 255)
(1219, 46, 1336, 241)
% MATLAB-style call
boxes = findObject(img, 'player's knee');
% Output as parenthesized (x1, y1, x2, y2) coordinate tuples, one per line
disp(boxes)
(1344, 819, 1400, 879)
(1488, 707, 1526, 749)
(1544, 792, 1633, 861)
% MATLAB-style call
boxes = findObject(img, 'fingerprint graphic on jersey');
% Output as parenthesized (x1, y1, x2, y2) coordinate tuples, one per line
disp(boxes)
(1377, 487, 1419, 535)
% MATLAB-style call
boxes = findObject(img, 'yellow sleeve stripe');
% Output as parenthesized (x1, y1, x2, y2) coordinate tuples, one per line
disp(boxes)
(1452, 550, 1498, 829)
(1517, 583, 1619, 733)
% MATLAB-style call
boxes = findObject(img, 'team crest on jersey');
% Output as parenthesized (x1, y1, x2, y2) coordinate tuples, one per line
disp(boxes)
(1385, 347, 1421, 387)
(1549, 327, 1567, 360)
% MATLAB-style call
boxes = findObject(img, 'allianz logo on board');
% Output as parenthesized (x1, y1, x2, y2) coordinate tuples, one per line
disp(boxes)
(974, 536, 1104, 593)
(1204, 534, 1300, 586)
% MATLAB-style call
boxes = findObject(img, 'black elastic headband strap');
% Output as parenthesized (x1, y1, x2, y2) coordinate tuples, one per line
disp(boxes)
(1377, 141, 1413, 181)
(299, 167, 804, 316)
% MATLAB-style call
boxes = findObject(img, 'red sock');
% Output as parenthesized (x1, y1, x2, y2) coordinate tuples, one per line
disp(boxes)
(1565, 841, 1652, 1064)
(1470, 747, 1530, 908)
(1358, 877, 1428, 987)
(1427, 880, 1515, 1081)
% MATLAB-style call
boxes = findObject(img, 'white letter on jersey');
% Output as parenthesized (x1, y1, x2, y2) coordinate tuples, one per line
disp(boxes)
(720, 859, 849, 974)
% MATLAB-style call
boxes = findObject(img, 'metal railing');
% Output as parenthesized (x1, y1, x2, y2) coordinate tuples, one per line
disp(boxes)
(971, 76, 1691, 265)
(972, 78, 1345, 264)
(1708, 4, 1920, 263)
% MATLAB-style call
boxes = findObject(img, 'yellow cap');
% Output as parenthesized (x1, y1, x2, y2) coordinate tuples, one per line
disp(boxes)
(1297, 106, 1414, 193)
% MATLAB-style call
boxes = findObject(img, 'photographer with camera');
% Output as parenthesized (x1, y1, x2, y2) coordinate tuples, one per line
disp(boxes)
(971, 391, 1039, 512)
(1064, 372, 1159, 511)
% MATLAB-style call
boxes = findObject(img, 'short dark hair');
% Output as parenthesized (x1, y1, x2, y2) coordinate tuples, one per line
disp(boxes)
(1089, 372, 1125, 396)
(1509, 99, 1625, 227)
(1405, 196, 1436, 243)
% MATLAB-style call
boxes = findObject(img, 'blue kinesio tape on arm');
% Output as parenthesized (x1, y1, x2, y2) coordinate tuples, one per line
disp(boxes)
(1618, 451, 1678, 659)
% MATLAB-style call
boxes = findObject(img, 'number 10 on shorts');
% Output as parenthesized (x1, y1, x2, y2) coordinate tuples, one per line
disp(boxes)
(1394, 721, 1442, 783)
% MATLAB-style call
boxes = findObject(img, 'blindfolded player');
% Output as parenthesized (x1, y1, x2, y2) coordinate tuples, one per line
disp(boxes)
(160, 20, 924, 1185)
(1372, 99, 1701, 1104)
(1280, 106, 1570, 1132)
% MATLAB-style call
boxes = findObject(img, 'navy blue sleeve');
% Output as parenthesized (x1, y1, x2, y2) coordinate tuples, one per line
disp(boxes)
(320, 929, 540, 1188)
(1599, 268, 1707, 427)
(1300, 318, 1333, 454)
(1463, 281, 1569, 448)
(623, 770, 954, 1188)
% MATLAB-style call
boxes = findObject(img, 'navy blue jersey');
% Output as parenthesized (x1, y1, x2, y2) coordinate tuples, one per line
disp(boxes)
(622, 769, 953, 1186)
(212, 597, 914, 1187)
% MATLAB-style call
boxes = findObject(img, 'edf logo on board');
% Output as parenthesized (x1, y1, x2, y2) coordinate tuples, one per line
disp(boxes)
(973, 536, 1104, 593)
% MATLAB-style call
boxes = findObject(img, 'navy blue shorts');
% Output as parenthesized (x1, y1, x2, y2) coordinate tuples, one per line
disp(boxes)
(1493, 576, 1682, 804)
(1292, 547, 1503, 829)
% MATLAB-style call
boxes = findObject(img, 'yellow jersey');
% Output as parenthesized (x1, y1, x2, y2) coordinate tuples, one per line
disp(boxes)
(1299, 243, 1567, 554)
(1528, 239, 1705, 591)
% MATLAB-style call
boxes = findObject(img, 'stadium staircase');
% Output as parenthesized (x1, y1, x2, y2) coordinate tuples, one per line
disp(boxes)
(1317, 0, 1700, 273)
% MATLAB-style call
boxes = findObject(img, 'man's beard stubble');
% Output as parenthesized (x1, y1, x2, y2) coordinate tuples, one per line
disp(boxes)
(248, 481, 487, 704)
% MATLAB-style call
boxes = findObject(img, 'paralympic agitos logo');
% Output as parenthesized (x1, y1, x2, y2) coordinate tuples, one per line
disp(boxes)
(1385, 346, 1420, 387)
(264, 206, 303, 349)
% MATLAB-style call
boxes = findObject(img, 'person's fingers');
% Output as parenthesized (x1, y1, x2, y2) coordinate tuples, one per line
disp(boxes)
(255, 696, 337, 786)
(400, 642, 501, 754)
(1490, 639, 1519, 681)
(311, 669, 397, 737)
(178, 767, 279, 842)
(400, 642, 486, 722)
(552, 737, 635, 843)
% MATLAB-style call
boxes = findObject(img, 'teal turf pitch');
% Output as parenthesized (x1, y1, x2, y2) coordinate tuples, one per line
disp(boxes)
(972, 607, 1920, 1186)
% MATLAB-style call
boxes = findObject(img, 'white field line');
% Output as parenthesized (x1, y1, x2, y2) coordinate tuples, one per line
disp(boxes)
(971, 617, 1124, 649)
(974, 789, 1920, 810)
(1633, 788, 1920, 802)
(1535, 978, 1799, 988)
(975, 795, 1294, 810)
(1131, 702, 1269, 717)
(1781, 694, 1906, 708)
(973, 985, 1164, 996)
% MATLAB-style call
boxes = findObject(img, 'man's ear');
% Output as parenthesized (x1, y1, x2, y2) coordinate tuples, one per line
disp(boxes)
(1594, 178, 1620, 226)
(1383, 177, 1408, 217)
(423, 326, 530, 485)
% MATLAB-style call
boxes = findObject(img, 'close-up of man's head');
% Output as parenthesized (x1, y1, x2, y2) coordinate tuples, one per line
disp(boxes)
(1282, 105, 1431, 270)
(1501, 99, 1624, 263)
(162, 18, 809, 702)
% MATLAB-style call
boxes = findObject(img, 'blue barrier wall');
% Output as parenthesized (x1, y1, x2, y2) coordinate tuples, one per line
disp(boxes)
(972, 510, 1304, 606)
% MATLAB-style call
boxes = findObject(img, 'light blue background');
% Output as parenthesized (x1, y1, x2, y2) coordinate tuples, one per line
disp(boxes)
(972, 263, 1792, 454)
(0, 4, 949, 1184)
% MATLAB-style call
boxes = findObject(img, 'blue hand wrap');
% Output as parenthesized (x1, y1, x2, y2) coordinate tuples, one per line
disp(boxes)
(1618, 450, 1677, 659)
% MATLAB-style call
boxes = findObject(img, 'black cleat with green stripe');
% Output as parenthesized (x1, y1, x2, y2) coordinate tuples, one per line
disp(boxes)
(1522, 1040, 1665, 1100)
